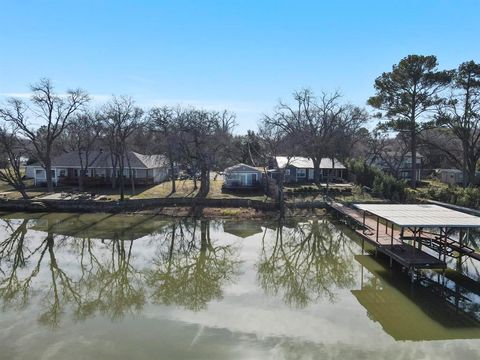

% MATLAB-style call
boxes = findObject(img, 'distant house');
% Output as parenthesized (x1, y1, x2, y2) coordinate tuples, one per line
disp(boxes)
(269, 156, 346, 183)
(222, 163, 263, 190)
(371, 151, 423, 181)
(25, 151, 171, 187)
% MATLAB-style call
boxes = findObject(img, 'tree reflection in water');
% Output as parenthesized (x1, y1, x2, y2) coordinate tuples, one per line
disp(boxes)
(0, 219, 30, 310)
(146, 219, 240, 311)
(0, 217, 239, 328)
(257, 219, 356, 307)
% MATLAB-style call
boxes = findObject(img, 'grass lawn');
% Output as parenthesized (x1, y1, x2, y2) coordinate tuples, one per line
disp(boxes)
(132, 179, 270, 201)
(0, 181, 12, 192)
(0, 178, 50, 200)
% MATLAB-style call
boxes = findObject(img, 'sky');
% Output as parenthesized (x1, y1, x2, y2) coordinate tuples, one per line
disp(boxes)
(1, 0, 479, 133)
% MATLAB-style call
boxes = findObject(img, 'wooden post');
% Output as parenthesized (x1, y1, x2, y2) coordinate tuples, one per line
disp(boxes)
(444, 227, 448, 263)
(413, 227, 416, 258)
(376, 216, 379, 243)
(391, 222, 394, 247)
(456, 229, 463, 272)
(385, 220, 388, 234)
(362, 210, 366, 234)
(438, 228, 442, 260)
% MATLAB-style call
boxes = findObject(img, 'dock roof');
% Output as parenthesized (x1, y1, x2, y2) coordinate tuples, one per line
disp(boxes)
(353, 204, 480, 228)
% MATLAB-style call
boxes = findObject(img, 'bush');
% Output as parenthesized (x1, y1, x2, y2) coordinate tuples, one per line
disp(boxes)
(419, 185, 480, 208)
(347, 159, 407, 202)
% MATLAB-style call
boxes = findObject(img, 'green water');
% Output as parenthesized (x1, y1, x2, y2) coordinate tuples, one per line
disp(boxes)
(0, 212, 480, 359)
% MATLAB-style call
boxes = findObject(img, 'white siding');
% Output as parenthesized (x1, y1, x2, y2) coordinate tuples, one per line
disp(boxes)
(153, 168, 168, 183)
(25, 166, 36, 179)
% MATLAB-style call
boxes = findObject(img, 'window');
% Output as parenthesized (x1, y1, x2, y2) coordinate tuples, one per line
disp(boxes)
(285, 169, 290, 176)
(59, 169, 66, 177)
(297, 168, 306, 178)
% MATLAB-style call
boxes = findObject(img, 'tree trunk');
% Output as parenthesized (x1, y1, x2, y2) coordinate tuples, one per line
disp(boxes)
(410, 132, 417, 188)
(325, 158, 334, 197)
(119, 158, 125, 201)
(78, 169, 85, 192)
(45, 161, 54, 192)
(170, 158, 176, 193)
(313, 158, 321, 186)
(199, 165, 209, 197)
(462, 143, 469, 187)
(127, 156, 135, 196)
(467, 157, 477, 187)
(200, 220, 208, 251)
(130, 168, 135, 195)
(278, 169, 285, 219)
(111, 153, 117, 189)
(18, 185, 29, 200)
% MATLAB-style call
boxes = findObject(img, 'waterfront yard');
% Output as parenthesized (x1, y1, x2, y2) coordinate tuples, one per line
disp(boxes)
(132, 179, 270, 201)
(0, 178, 270, 202)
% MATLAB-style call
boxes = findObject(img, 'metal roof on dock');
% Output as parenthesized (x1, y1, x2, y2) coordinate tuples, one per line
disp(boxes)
(353, 204, 480, 228)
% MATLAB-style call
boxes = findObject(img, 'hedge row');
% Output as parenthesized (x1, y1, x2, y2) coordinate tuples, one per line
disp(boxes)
(409, 185, 480, 209)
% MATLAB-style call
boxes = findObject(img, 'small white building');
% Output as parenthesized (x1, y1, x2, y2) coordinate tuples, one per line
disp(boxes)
(223, 163, 263, 190)
(25, 151, 172, 187)
(436, 169, 464, 185)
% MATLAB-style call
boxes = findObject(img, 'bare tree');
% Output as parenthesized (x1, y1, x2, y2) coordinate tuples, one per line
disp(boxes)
(148, 106, 180, 194)
(101, 96, 144, 201)
(419, 128, 462, 169)
(175, 108, 235, 197)
(63, 111, 103, 191)
(435, 61, 480, 186)
(264, 89, 367, 185)
(257, 121, 291, 217)
(0, 79, 89, 192)
(0, 124, 29, 199)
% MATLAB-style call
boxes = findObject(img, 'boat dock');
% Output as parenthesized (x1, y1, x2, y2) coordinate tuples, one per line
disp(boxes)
(327, 201, 480, 273)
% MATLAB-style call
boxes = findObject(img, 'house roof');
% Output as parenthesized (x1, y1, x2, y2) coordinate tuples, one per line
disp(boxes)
(275, 156, 346, 170)
(436, 168, 462, 174)
(354, 204, 480, 228)
(224, 163, 262, 173)
(383, 151, 424, 159)
(28, 151, 168, 169)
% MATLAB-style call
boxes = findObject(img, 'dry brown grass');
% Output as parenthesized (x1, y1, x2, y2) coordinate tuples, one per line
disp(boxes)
(132, 179, 269, 201)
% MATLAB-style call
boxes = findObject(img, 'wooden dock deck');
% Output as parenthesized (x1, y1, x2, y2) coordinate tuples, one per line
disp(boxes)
(328, 201, 449, 270)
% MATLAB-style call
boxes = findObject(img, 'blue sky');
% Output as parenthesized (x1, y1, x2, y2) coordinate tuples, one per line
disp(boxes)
(1, 0, 479, 133)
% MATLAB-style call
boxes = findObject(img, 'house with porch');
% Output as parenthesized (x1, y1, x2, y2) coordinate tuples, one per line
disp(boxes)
(269, 156, 346, 183)
(26, 151, 171, 187)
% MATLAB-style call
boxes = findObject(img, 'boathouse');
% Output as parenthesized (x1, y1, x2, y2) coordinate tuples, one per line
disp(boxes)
(329, 202, 480, 275)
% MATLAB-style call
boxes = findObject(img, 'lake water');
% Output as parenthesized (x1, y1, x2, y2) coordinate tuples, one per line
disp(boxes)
(0, 212, 480, 360)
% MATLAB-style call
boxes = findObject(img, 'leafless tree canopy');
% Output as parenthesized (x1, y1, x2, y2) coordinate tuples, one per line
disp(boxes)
(0, 78, 90, 192)
(262, 88, 368, 184)
(101, 96, 145, 200)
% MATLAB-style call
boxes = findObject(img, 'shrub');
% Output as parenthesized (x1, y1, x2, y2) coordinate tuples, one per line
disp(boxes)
(347, 159, 407, 202)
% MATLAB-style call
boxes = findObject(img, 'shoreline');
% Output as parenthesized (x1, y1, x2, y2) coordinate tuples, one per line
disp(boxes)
(0, 197, 328, 219)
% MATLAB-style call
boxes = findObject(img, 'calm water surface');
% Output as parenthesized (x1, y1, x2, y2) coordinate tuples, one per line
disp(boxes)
(0, 212, 480, 360)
